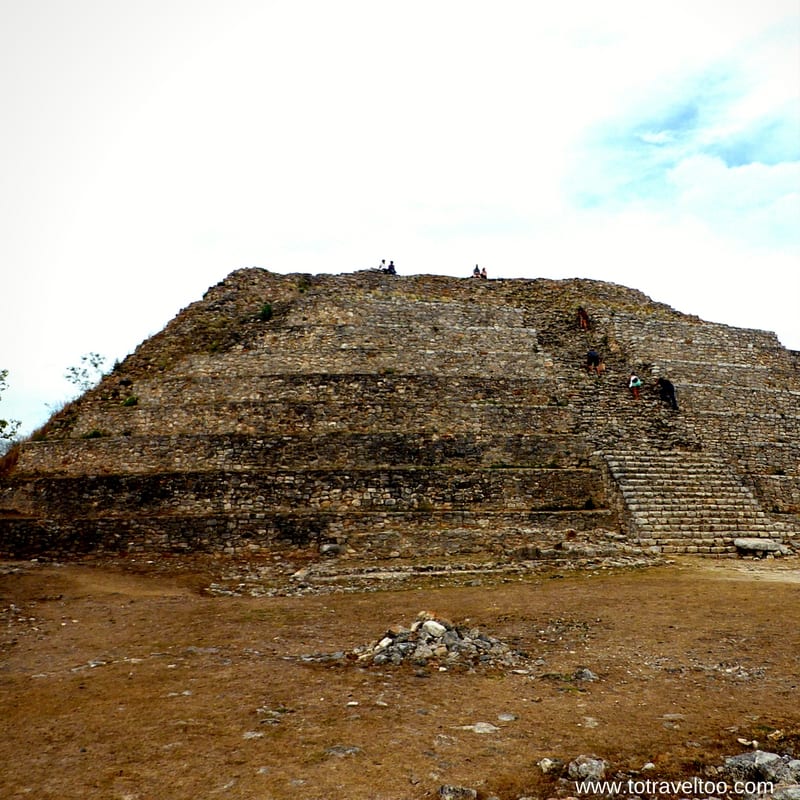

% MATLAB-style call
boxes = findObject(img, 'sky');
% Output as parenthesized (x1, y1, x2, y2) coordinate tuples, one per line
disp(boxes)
(2, 0, 799, 438)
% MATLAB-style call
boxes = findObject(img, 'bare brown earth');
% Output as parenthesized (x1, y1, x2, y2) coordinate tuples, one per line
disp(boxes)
(1, 554, 798, 800)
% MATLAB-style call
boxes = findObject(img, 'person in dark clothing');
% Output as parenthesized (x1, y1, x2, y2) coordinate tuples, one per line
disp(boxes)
(386, 260, 396, 274)
(656, 377, 679, 410)
(577, 306, 590, 331)
(586, 348, 601, 374)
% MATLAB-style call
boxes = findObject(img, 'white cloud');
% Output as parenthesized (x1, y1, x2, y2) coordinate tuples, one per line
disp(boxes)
(669, 155, 799, 229)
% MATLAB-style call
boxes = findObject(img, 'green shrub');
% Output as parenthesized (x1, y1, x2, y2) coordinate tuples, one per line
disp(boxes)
(122, 396, 139, 407)
(257, 302, 273, 322)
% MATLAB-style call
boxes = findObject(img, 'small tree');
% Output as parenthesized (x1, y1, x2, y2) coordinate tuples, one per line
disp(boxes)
(0, 369, 21, 454)
(65, 352, 107, 392)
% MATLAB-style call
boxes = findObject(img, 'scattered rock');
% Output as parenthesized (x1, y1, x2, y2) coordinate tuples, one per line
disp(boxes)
(319, 543, 345, 557)
(422, 619, 447, 637)
(538, 757, 565, 775)
(456, 722, 500, 734)
(568, 754, 608, 780)
(325, 745, 362, 758)
(438, 786, 478, 800)
(774, 787, 800, 800)
(184, 646, 220, 656)
(722, 750, 800, 787)
(573, 667, 599, 682)
(256, 705, 292, 724)
(433, 734, 457, 749)
(345, 611, 529, 670)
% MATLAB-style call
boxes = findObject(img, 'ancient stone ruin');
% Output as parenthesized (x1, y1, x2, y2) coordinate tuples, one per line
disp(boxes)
(0, 268, 798, 561)
(299, 611, 529, 671)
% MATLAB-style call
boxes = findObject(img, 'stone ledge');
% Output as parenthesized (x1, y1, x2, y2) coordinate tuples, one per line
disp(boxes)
(733, 537, 793, 556)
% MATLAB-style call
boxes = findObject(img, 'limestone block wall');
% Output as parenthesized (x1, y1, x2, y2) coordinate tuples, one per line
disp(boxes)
(612, 316, 791, 376)
(171, 337, 549, 378)
(32, 374, 569, 442)
(280, 295, 528, 328)
(14, 431, 590, 476)
(128, 373, 558, 412)
(49, 401, 576, 440)
(0, 507, 618, 558)
(5, 467, 601, 519)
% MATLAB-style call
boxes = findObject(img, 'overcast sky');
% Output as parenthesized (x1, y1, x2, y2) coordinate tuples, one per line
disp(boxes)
(2, 0, 799, 437)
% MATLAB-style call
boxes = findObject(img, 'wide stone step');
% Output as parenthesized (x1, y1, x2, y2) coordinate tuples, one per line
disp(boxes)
(51, 400, 576, 439)
(620, 482, 757, 493)
(133, 373, 557, 406)
(14, 432, 592, 476)
(674, 387, 800, 416)
(1, 467, 603, 518)
(643, 362, 773, 389)
(0, 508, 617, 560)
(611, 313, 783, 349)
(636, 522, 776, 533)
(620, 483, 757, 494)
(630, 512, 772, 524)
(173, 328, 553, 376)
(623, 496, 765, 508)
(280, 298, 529, 329)
(655, 542, 736, 558)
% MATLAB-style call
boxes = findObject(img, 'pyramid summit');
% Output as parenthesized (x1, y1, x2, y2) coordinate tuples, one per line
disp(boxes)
(1, 267, 798, 561)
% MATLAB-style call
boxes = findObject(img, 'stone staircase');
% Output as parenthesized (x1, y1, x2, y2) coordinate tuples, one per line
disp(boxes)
(601, 449, 793, 555)
(529, 300, 799, 556)
(609, 312, 800, 517)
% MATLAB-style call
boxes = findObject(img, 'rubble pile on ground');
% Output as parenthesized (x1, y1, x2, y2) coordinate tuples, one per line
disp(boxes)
(350, 611, 528, 669)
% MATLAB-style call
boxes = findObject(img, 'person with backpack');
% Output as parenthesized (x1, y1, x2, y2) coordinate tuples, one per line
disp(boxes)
(628, 372, 643, 399)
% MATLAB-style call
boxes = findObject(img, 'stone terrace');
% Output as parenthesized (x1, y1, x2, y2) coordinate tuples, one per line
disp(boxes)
(0, 268, 797, 561)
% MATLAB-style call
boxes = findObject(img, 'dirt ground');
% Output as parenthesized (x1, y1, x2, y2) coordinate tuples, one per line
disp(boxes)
(1, 554, 798, 800)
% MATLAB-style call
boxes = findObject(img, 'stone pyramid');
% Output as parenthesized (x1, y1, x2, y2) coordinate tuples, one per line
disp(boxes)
(1, 268, 798, 560)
